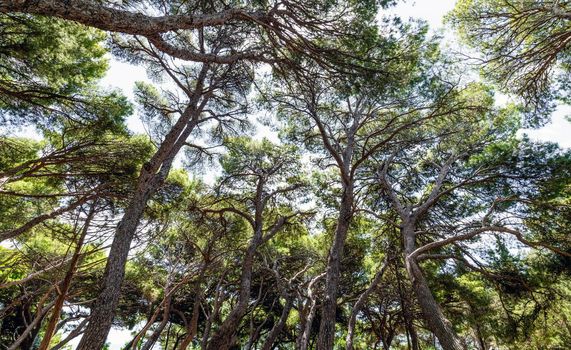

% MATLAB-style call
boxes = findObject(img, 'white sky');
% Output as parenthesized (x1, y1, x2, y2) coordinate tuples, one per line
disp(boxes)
(71, 1, 570, 348)
(99, 0, 570, 150)
(385, 0, 456, 26)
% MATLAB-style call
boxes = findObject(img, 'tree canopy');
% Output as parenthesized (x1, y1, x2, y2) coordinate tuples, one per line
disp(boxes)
(0, 1, 570, 350)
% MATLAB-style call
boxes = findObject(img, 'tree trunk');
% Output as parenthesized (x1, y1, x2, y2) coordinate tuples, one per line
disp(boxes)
(297, 272, 326, 350)
(402, 227, 465, 350)
(260, 297, 293, 350)
(299, 297, 319, 350)
(177, 284, 204, 350)
(38, 203, 96, 350)
(77, 72, 207, 350)
(346, 260, 388, 350)
(317, 185, 354, 350)
(206, 176, 273, 350)
(201, 273, 226, 350)
(394, 260, 419, 350)
(76, 182, 154, 350)
(205, 244, 258, 350)
(140, 294, 172, 350)
(51, 317, 89, 350)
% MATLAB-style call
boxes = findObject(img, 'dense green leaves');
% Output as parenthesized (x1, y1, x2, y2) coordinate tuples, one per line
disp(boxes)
(449, 0, 571, 124)
(1, 1, 570, 350)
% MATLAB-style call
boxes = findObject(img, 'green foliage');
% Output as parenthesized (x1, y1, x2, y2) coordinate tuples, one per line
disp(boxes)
(448, 0, 571, 124)
(0, 14, 109, 126)
(1, 1, 571, 349)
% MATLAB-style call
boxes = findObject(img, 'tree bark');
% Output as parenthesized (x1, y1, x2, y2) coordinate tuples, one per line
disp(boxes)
(0, 0, 269, 37)
(177, 278, 204, 350)
(299, 297, 319, 350)
(37, 203, 96, 350)
(76, 181, 156, 350)
(77, 69, 208, 349)
(51, 317, 89, 350)
(260, 297, 293, 350)
(140, 294, 172, 350)
(346, 259, 388, 350)
(205, 241, 259, 350)
(317, 184, 354, 350)
(402, 227, 465, 350)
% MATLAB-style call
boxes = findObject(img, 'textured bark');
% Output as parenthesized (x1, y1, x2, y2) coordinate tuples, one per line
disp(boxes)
(260, 298, 293, 350)
(296, 273, 325, 350)
(405, 259, 464, 350)
(37, 203, 96, 350)
(205, 241, 259, 350)
(0, 0, 268, 36)
(177, 279, 204, 350)
(403, 227, 465, 350)
(76, 183, 155, 350)
(317, 185, 354, 350)
(299, 297, 319, 350)
(201, 274, 226, 350)
(176, 297, 201, 349)
(393, 264, 418, 350)
(345, 260, 388, 350)
(140, 295, 172, 350)
(77, 66, 209, 349)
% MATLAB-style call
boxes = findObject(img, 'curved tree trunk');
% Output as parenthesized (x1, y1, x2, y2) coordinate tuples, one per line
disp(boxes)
(260, 297, 293, 350)
(317, 185, 354, 350)
(403, 227, 465, 350)
(77, 92, 207, 350)
(346, 259, 388, 350)
(205, 241, 259, 350)
(37, 203, 96, 350)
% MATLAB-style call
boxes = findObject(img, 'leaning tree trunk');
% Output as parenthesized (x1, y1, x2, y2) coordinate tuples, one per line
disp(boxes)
(299, 297, 319, 350)
(393, 256, 420, 350)
(403, 227, 465, 350)
(205, 237, 261, 350)
(298, 274, 324, 350)
(51, 317, 89, 350)
(317, 185, 354, 350)
(346, 259, 388, 350)
(140, 293, 172, 350)
(37, 203, 96, 350)
(260, 297, 293, 350)
(177, 274, 205, 350)
(77, 100, 203, 350)
(76, 179, 156, 350)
